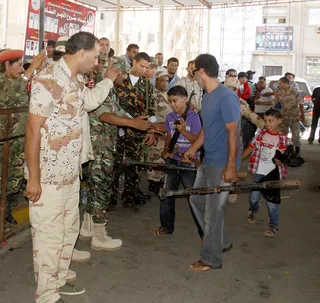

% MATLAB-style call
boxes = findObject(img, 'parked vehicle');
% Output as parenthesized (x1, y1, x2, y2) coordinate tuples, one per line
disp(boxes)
(266, 75, 313, 127)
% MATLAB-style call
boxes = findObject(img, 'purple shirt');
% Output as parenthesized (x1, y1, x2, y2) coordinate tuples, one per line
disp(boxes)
(165, 109, 202, 160)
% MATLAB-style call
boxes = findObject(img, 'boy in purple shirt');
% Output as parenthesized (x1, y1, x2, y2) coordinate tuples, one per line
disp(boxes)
(151, 86, 203, 236)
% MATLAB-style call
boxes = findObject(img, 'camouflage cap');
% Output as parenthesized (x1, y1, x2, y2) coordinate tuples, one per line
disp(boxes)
(99, 52, 107, 62)
(55, 36, 69, 53)
(111, 56, 128, 73)
(155, 71, 169, 79)
(225, 77, 240, 89)
(149, 56, 158, 67)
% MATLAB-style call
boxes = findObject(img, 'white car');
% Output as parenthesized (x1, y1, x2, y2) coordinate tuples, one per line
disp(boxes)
(266, 75, 313, 127)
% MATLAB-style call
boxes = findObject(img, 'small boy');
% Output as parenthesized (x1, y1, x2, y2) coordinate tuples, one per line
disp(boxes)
(241, 109, 289, 237)
(151, 86, 203, 237)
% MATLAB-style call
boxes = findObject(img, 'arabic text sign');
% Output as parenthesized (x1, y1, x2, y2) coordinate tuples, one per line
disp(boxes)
(25, 0, 96, 57)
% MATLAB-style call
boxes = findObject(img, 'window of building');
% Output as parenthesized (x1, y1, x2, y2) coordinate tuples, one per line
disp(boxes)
(308, 8, 320, 25)
(263, 66, 283, 77)
(306, 57, 320, 75)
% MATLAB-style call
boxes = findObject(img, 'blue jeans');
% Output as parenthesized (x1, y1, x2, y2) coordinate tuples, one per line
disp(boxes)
(160, 159, 203, 237)
(190, 164, 231, 268)
(249, 174, 280, 230)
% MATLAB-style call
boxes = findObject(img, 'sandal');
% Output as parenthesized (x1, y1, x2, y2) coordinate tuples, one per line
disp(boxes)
(151, 227, 172, 235)
(189, 260, 221, 271)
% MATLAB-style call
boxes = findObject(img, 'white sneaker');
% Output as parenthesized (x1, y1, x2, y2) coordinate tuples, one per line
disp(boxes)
(71, 249, 91, 262)
(65, 269, 77, 282)
(91, 223, 122, 251)
(79, 212, 94, 240)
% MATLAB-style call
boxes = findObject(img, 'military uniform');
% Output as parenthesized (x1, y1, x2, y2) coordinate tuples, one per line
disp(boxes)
(147, 88, 172, 183)
(276, 87, 302, 147)
(115, 75, 155, 208)
(86, 88, 126, 221)
(0, 72, 29, 224)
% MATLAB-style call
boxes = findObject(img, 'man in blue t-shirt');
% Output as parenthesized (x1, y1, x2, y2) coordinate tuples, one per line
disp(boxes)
(184, 54, 241, 271)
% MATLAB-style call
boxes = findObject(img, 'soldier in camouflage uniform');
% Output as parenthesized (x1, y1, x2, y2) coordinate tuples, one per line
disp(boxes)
(80, 57, 151, 250)
(0, 49, 45, 224)
(115, 52, 156, 210)
(147, 71, 172, 194)
(275, 77, 305, 156)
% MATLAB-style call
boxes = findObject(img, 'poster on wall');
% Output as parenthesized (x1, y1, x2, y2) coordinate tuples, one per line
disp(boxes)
(25, 0, 96, 59)
(256, 26, 293, 52)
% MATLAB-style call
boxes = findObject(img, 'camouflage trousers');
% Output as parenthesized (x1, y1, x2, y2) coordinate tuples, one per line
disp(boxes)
(86, 150, 118, 222)
(115, 128, 145, 206)
(147, 137, 166, 182)
(280, 119, 300, 147)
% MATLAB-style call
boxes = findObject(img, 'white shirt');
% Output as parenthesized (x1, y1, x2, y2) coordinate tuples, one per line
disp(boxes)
(255, 87, 274, 113)
(256, 132, 279, 176)
(129, 74, 139, 86)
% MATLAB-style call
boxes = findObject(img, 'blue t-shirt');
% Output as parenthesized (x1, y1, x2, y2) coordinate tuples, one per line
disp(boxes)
(200, 84, 241, 168)
(165, 109, 202, 160)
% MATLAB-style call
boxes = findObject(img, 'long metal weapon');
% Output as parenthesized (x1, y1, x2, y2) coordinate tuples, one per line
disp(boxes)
(158, 180, 301, 200)
(122, 159, 196, 172)
(122, 159, 248, 179)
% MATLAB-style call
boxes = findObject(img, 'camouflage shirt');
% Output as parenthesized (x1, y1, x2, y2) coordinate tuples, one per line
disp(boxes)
(89, 88, 127, 154)
(277, 87, 303, 121)
(153, 88, 172, 123)
(115, 74, 155, 118)
(0, 73, 29, 140)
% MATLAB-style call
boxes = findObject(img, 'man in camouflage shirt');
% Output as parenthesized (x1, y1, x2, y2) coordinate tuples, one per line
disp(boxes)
(147, 71, 172, 194)
(0, 49, 45, 224)
(275, 77, 305, 156)
(115, 52, 156, 211)
(81, 57, 151, 250)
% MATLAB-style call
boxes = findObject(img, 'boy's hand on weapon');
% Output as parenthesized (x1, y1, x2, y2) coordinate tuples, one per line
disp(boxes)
(144, 133, 155, 146)
(132, 115, 151, 131)
(104, 59, 119, 82)
(176, 118, 187, 134)
(183, 148, 195, 163)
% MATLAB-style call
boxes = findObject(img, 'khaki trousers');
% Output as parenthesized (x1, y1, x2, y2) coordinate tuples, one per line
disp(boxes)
(29, 179, 80, 303)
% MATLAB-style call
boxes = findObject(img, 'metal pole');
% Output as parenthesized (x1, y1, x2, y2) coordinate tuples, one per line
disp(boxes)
(115, 0, 120, 55)
(2, 0, 9, 48)
(159, 0, 164, 53)
(207, 7, 211, 53)
(39, 0, 45, 50)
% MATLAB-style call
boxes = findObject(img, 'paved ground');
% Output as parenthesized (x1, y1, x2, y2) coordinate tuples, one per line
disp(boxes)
(0, 139, 320, 303)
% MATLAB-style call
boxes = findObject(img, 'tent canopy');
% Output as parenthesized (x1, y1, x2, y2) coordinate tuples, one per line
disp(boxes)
(78, 0, 300, 10)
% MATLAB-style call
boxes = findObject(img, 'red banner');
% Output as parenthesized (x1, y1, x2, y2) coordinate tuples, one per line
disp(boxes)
(24, 0, 96, 58)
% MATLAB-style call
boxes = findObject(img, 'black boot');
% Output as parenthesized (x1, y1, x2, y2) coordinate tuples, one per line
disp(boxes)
(6, 194, 18, 225)
(295, 146, 301, 157)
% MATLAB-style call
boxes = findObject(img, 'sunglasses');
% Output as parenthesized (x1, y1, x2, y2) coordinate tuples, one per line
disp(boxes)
(229, 74, 237, 77)
(192, 68, 200, 76)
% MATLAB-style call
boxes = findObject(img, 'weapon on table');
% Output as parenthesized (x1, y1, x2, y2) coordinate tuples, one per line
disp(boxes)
(158, 180, 301, 200)
(122, 159, 248, 179)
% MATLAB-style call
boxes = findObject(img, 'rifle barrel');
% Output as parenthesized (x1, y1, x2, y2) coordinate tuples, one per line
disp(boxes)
(159, 180, 301, 200)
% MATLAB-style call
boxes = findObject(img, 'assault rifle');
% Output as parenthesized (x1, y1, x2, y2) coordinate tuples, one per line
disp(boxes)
(122, 159, 248, 179)
(159, 180, 301, 200)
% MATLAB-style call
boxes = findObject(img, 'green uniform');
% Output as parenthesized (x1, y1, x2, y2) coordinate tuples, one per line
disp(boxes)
(114, 75, 155, 208)
(0, 73, 29, 223)
(86, 88, 126, 222)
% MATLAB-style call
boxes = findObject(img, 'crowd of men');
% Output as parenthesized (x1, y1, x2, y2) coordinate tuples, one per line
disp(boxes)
(0, 32, 318, 303)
